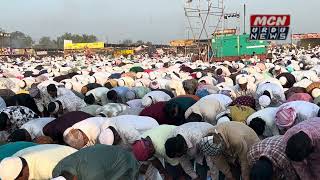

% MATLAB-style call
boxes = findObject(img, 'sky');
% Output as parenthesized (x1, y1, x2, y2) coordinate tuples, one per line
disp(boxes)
(0, 0, 319, 44)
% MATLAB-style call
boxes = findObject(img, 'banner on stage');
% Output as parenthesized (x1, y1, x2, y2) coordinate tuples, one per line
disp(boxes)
(250, 14, 290, 40)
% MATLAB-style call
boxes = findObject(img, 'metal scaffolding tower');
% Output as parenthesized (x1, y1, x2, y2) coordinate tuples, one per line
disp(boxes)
(184, 0, 224, 61)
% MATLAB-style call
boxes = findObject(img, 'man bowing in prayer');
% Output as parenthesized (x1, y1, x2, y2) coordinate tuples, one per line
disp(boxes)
(52, 145, 140, 180)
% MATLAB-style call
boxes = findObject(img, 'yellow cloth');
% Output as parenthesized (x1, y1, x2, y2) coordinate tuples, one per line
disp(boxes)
(142, 125, 179, 166)
(13, 144, 77, 180)
(16, 90, 29, 94)
(230, 105, 256, 123)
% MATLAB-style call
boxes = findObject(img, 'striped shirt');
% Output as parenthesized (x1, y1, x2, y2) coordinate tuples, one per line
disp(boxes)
(248, 136, 299, 180)
(283, 118, 320, 180)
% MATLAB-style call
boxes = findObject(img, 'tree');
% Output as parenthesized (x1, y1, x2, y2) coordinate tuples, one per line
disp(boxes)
(56, 33, 98, 49)
(10, 31, 34, 48)
(35, 36, 57, 49)
(82, 34, 97, 43)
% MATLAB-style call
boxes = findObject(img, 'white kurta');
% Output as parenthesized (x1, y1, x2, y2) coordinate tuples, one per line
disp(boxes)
(21, 117, 55, 139)
(247, 107, 279, 137)
(64, 117, 108, 147)
(100, 115, 159, 146)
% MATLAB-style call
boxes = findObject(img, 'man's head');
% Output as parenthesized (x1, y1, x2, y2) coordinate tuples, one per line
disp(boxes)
(198, 132, 226, 156)
(165, 134, 188, 158)
(84, 94, 95, 105)
(249, 117, 266, 136)
(80, 86, 88, 95)
(186, 113, 203, 122)
(47, 84, 58, 98)
(164, 102, 179, 119)
(132, 136, 155, 161)
(7, 129, 32, 142)
(263, 90, 271, 99)
(48, 101, 63, 115)
(199, 80, 207, 86)
(104, 82, 113, 89)
(238, 76, 248, 90)
(286, 131, 313, 162)
(250, 156, 273, 180)
(33, 136, 55, 144)
(64, 129, 89, 149)
(0, 157, 29, 180)
(274, 65, 282, 75)
(0, 112, 9, 131)
(216, 68, 223, 76)
(107, 90, 118, 102)
(275, 107, 297, 134)
(182, 79, 198, 95)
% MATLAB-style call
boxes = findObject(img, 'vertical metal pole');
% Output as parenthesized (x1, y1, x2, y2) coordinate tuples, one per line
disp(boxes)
(243, 4, 246, 34)
(290, 27, 293, 46)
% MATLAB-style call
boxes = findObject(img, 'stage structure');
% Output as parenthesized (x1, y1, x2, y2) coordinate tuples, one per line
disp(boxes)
(184, 0, 225, 61)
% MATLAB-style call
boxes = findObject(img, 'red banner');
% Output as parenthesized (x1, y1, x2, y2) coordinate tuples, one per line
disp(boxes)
(292, 33, 320, 40)
(250, 15, 290, 27)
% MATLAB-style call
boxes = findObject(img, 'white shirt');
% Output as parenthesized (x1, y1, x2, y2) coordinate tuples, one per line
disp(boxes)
(101, 115, 159, 146)
(247, 107, 279, 137)
(172, 122, 215, 179)
(64, 117, 108, 147)
(142, 91, 171, 105)
(21, 117, 55, 139)
(86, 87, 109, 105)
(279, 101, 320, 123)
(202, 94, 232, 107)
(37, 80, 62, 90)
(126, 99, 143, 109)
(96, 103, 129, 117)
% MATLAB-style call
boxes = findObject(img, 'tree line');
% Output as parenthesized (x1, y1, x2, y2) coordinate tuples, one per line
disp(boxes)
(0, 28, 151, 49)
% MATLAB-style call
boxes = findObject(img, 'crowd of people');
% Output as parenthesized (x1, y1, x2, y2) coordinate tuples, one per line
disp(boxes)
(0, 45, 319, 180)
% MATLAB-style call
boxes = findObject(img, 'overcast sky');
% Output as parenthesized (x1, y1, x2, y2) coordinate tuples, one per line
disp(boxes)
(0, 0, 319, 43)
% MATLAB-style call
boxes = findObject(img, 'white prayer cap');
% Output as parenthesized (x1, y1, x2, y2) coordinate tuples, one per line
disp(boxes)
(0, 157, 23, 180)
(99, 128, 114, 145)
(279, 76, 287, 85)
(217, 116, 231, 125)
(259, 95, 271, 108)
(149, 72, 156, 80)
(19, 80, 26, 89)
(89, 76, 96, 83)
(135, 81, 143, 87)
(238, 76, 248, 85)
(196, 72, 202, 79)
(136, 72, 143, 79)
(275, 65, 281, 71)
(142, 96, 153, 107)
(65, 82, 73, 90)
(117, 79, 125, 87)
(312, 88, 320, 98)
(51, 176, 67, 180)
